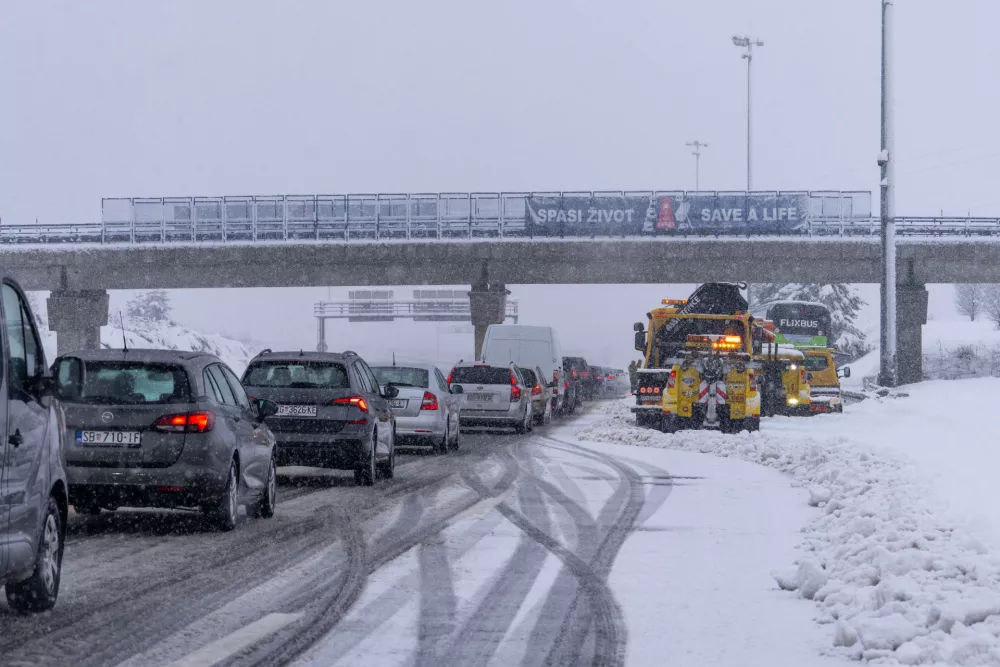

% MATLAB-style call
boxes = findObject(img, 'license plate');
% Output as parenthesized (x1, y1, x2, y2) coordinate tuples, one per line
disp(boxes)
(277, 405, 318, 417)
(76, 430, 142, 446)
(467, 393, 493, 402)
(389, 399, 407, 409)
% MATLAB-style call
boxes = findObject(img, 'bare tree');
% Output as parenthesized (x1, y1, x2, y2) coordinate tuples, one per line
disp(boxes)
(982, 285, 1000, 329)
(955, 284, 984, 321)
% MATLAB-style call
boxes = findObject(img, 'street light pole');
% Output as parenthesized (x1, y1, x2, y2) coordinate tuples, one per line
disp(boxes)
(685, 140, 708, 191)
(732, 36, 764, 191)
(878, 0, 897, 387)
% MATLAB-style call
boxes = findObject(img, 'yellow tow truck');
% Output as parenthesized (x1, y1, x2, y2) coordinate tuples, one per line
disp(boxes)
(753, 320, 811, 416)
(657, 312, 761, 433)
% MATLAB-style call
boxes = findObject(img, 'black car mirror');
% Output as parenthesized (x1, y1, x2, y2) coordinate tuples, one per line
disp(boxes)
(634, 331, 646, 351)
(52, 356, 85, 401)
(450, 384, 464, 394)
(633, 322, 644, 332)
(806, 372, 814, 382)
(255, 398, 279, 420)
(839, 366, 851, 379)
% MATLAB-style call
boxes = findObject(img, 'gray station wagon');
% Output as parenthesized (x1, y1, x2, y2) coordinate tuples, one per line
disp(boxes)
(57, 349, 279, 531)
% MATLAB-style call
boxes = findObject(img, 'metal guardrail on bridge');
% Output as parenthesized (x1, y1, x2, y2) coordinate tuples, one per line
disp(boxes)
(314, 298, 520, 323)
(5, 190, 1000, 244)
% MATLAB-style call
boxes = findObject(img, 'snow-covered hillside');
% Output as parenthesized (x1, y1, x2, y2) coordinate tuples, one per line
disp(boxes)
(35, 316, 254, 374)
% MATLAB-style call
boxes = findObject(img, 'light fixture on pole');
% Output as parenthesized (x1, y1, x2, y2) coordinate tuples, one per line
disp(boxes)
(686, 141, 708, 191)
(878, 0, 897, 387)
(732, 35, 764, 192)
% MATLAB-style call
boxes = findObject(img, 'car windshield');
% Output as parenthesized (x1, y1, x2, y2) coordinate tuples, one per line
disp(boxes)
(371, 366, 429, 388)
(77, 361, 191, 404)
(243, 361, 350, 388)
(451, 366, 510, 385)
(804, 355, 831, 371)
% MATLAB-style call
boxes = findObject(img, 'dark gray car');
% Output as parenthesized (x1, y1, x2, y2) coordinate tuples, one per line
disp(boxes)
(57, 349, 280, 531)
(0, 276, 82, 613)
(240, 350, 398, 486)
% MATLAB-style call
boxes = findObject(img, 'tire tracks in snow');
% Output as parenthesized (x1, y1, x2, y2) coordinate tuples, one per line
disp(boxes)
(232, 441, 523, 667)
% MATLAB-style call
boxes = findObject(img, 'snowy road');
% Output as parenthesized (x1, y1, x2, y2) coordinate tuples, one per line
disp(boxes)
(0, 409, 839, 667)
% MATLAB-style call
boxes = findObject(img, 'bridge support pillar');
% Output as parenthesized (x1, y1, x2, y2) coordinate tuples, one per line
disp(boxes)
(469, 281, 509, 361)
(896, 283, 927, 385)
(48, 290, 109, 356)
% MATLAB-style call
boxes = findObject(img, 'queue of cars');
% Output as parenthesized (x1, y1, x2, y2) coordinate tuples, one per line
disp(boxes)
(0, 289, 620, 615)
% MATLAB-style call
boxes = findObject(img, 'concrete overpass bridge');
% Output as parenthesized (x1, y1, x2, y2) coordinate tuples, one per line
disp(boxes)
(8, 189, 1000, 382)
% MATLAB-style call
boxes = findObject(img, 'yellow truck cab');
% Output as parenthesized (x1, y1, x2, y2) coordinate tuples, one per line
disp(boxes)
(752, 321, 811, 416)
(802, 347, 846, 413)
(657, 312, 761, 434)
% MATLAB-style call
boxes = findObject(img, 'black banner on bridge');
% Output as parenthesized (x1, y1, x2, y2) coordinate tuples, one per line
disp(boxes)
(524, 195, 648, 236)
(523, 193, 812, 236)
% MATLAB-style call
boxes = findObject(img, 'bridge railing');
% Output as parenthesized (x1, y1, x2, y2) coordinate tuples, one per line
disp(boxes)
(5, 190, 1000, 244)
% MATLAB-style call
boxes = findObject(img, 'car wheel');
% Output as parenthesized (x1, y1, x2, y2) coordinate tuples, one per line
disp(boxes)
(450, 418, 461, 450)
(208, 460, 239, 531)
(355, 431, 376, 486)
(543, 401, 553, 425)
(515, 405, 528, 434)
(378, 428, 396, 479)
(436, 422, 449, 455)
(247, 457, 277, 519)
(6, 496, 64, 613)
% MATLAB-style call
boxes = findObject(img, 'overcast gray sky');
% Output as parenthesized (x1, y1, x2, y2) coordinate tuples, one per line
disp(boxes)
(0, 1, 992, 365)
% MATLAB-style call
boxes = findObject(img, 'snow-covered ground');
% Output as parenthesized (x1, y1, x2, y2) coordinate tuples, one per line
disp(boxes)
(577, 388, 1000, 665)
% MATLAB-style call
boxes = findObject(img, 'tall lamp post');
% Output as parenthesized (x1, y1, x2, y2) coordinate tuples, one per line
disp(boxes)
(732, 35, 764, 191)
(878, 1, 897, 387)
(686, 140, 708, 191)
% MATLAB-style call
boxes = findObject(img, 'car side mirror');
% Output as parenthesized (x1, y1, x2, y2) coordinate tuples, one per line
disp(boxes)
(806, 372, 814, 382)
(254, 398, 279, 420)
(634, 331, 646, 351)
(382, 384, 399, 399)
(52, 356, 85, 401)
(633, 322, 644, 332)
(450, 384, 464, 394)
(840, 366, 851, 378)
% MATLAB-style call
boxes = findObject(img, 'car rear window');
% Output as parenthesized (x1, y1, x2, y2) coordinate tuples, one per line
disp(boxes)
(519, 368, 538, 386)
(451, 366, 511, 385)
(371, 367, 429, 388)
(78, 361, 191, 404)
(243, 361, 350, 389)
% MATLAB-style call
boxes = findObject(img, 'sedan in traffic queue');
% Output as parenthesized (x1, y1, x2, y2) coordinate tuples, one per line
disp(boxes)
(370, 362, 462, 453)
(241, 349, 398, 486)
(58, 349, 280, 531)
(516, 365, 552, 426)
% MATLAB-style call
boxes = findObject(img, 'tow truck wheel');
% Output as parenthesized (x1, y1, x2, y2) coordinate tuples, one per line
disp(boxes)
(744, 417, 761, 432)
(659, 415, 679, 434)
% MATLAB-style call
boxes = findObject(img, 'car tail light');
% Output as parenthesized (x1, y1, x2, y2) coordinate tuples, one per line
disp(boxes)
(509, 370, 522, 402)
(572, 370, 578, 378)
(332, 396, 369, 412)
(333, 396, 369, 424)
(421, 391, 439, 411)
(152, 411, 216, 433)
(564, 380, 569, 390)
(801, 369, 807, 384)
(156, 486, 186, 493)
(531, 384, 543, 397)
(552, 370, 559, 395)
(446, 370, 454, 384)
(653, 386, 661, 394)
(749, 372, 758, 392)
(582, 372, 590, 377)
(667, 369, 677, 390)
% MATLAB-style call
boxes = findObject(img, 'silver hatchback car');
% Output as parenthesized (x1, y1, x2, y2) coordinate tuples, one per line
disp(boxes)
(59, 349, 280, 531)
(370, 362, 463, 453)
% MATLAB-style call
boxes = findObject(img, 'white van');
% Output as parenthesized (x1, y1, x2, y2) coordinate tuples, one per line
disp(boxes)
(480, 325, 566, 414)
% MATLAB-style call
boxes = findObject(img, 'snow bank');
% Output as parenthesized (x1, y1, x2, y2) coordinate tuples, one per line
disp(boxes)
(577, 399, 1000, 665)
